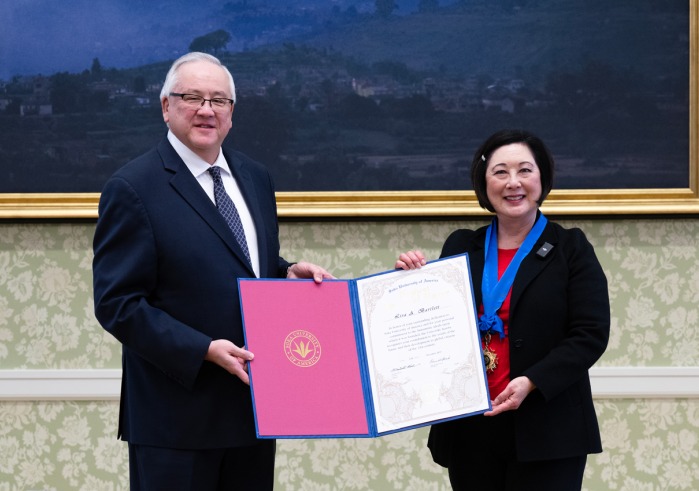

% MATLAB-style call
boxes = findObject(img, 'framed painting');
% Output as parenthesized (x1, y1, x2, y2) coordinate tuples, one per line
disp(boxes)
(0, 0, 696, 218)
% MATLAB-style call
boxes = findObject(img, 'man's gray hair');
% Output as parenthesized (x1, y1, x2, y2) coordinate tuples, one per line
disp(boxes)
(160, 52, 236, 103)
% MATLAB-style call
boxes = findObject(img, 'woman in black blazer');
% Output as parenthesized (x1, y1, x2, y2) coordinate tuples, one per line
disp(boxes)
(396, 130, 610, 491)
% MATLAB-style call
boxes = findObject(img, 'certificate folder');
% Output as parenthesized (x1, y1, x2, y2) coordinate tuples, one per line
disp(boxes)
(238, 254, 491, 439)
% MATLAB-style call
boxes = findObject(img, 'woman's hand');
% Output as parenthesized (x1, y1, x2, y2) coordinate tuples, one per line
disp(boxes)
(484, 376, 536, 416)
(395, 250, 427, 270)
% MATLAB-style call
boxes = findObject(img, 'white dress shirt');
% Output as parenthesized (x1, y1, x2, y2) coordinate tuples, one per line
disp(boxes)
(167, 131, 260, 278)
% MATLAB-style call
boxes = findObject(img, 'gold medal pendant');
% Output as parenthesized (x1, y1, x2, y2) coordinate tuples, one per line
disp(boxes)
(483, 333, 498, 372)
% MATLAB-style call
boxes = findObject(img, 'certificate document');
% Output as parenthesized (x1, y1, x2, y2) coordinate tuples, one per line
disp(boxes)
(238, 254, 490, 439)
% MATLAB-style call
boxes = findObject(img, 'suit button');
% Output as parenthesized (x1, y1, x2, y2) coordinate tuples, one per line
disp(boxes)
(513, 339, 524, 348)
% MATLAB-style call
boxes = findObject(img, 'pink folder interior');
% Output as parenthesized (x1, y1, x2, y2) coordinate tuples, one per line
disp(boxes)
(239, 280, 369, 437)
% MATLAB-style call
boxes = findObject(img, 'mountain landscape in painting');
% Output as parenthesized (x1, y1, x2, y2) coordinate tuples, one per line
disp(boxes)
(0, 0, 689, 192)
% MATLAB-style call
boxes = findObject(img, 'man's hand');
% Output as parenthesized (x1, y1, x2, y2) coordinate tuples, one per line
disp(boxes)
(205, 339, 254, 385)
(287, 261, 335, 283)
(484, 376, 536, 416)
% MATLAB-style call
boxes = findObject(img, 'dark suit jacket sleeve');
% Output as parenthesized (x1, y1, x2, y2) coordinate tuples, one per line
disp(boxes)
(519, 228, 610, 401)
(93, 175, 211, 390)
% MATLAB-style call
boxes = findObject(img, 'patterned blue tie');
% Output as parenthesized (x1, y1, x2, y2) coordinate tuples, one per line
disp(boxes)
(208, 166, 252, 267)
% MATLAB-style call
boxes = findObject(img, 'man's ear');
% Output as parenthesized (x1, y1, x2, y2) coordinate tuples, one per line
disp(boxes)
(162, 97, 170, 124)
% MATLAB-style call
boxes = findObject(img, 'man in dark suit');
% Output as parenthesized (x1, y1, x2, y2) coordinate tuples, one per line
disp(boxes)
(92, 52, 332, 490)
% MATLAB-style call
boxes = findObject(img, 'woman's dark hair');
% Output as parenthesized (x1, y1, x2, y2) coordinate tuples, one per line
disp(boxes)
(470, 129, 555, 212)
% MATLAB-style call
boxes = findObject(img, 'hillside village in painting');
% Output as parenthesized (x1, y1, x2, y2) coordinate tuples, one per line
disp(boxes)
(0, 0, 689, 193)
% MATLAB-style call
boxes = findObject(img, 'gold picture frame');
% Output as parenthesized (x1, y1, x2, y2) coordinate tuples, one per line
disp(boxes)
(1, 3, 696, 219)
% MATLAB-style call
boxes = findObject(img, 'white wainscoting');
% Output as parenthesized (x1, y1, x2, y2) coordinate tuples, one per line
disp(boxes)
(0, 369, 122, 400)
(0, 367, 698, 401)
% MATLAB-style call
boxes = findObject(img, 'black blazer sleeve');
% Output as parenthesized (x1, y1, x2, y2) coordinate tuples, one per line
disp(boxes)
(519, 227, 610, 401)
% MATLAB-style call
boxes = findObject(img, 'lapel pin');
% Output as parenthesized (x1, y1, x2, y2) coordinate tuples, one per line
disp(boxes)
(536, 242, 554, 259)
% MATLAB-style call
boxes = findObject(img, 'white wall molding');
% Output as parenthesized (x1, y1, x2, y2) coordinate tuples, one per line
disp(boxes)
(589, 366, 699, 399)
(0, 369, 121, 400)
(0, 367, 698, 401)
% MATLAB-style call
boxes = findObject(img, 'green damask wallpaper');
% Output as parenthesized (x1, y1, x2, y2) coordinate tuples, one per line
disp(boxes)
(1, 218, 698, 490)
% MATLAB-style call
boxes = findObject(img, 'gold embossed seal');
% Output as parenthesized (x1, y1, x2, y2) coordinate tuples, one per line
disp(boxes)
(283, 330, 322, 367)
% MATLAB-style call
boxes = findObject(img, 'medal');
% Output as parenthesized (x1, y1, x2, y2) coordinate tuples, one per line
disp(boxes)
(483, 332, 498, 372)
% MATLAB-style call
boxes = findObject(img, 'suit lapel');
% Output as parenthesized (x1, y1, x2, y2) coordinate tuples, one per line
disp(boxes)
(469, 222, 556, 322)
(510, 223, 558, 313)
(158, 140, 256, 275)
(226, 149, 270, 277)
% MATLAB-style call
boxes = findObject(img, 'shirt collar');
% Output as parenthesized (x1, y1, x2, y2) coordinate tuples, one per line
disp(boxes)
(167, 130, 230, 178)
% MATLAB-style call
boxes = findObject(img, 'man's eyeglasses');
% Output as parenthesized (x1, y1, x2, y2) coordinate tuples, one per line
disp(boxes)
(169, 93, 234, 111)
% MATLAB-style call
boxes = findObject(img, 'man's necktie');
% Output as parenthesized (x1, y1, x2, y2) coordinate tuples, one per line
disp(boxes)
(208, 166, 252, 266)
